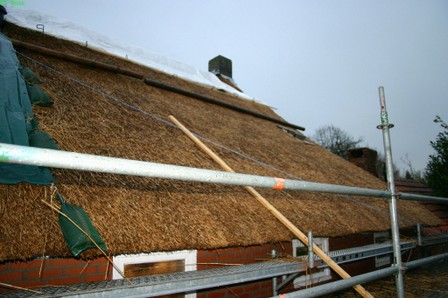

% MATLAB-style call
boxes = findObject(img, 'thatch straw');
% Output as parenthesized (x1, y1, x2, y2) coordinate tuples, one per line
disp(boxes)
(0, 23, 442, 261)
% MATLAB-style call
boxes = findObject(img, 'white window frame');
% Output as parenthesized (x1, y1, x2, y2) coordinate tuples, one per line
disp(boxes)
(113, 250, 197, 298)
(292, 238, 331, 288)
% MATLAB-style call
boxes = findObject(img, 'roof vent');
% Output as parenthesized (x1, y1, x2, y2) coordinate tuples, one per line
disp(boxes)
(209, 55, 232, 78)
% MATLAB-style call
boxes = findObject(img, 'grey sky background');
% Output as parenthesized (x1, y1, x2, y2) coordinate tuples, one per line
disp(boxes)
(6, 0, 448, 174)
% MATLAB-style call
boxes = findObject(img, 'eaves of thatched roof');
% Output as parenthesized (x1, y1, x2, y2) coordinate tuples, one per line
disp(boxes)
(0, 23, 442, 261)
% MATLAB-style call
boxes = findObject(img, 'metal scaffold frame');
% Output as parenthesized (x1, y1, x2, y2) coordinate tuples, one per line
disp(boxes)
(377, 86, 405, 298)
(1, 87, 447, 297)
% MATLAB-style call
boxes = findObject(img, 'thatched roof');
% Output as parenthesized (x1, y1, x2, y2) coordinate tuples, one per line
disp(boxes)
(0, 23, 441, 261)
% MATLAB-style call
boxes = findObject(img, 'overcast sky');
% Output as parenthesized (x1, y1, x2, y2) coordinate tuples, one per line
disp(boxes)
(5, 0, 448, 173)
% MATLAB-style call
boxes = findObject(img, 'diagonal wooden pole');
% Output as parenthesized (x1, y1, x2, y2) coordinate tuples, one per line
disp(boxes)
(169, 115, 374, 298)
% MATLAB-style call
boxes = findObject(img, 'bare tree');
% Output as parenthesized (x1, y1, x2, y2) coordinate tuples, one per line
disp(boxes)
(401, 154, 424, 182)
(312, 124, 363, 159)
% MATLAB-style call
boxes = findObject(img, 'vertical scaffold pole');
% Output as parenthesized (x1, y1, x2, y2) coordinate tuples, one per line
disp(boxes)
(308, 231, 315, 269)
(377, 86, 405, 298)
(417, 224, 423, 247)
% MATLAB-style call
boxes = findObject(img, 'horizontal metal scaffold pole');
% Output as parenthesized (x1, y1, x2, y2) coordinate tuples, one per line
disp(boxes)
(399, 192, 448, 202)
(274, 252, 448, 298)
(1, 143, 447, 202)
(278, 266, 399, 298)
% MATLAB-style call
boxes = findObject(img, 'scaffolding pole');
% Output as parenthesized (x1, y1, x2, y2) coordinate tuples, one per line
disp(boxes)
(278, 266, 398, 298)
(1, 142, 448, 204)
(377, 86, 404, 298)
(274, 252, 448, 298)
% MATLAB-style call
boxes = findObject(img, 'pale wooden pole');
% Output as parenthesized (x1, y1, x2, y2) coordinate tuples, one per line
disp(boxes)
(169, 115, 374, 298)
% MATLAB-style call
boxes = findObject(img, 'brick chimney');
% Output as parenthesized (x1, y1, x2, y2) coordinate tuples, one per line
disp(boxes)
(347, 147, 378, 177)
(209, 55, 232, 78)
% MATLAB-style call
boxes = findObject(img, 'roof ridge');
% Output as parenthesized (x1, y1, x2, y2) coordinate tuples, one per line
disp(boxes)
(12, 39, 305, 131)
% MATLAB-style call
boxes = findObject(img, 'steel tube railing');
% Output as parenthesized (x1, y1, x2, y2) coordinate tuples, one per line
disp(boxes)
(274, 266, 398, 298)
(406, 252, 448, 270)
(0, 143, 391, 197)
(1, 143, 448, 203)
(0, 143, 383, 196)
(400, 192, 448, 203)
(273, 252, 448, 298)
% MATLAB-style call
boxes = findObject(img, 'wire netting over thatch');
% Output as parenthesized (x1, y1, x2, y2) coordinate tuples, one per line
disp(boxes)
(0, 23, 442, 261)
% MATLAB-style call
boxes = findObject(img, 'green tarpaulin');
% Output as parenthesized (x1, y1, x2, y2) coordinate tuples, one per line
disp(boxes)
(0, 32, 55, 184)
(57, 195, 107, 257)
(20, 66, 43, 84)
(26, 83, 53, 107)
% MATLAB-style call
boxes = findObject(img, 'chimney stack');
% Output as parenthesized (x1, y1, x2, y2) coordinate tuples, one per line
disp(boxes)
(209, 55, 232, 78)
(347, 147, 378, 177)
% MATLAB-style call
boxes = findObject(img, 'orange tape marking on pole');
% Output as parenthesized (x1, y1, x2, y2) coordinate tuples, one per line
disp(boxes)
(273, 177, 285, 190)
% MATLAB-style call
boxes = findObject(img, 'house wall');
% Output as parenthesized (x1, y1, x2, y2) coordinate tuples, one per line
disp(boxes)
(330, 233, 376, 277)
(197, 242, 294, 298)
(1, 236, 385, 296)
(0, 243, 292, 296)
(197, 242, 292, 270)
(0, 257, 110, 293)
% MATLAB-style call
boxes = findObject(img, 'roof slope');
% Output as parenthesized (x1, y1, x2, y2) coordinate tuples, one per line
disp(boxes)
(0, 23, 441, 261)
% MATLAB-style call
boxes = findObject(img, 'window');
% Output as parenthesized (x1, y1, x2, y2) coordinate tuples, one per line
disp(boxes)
(124, 259, 185, 277)
(292, 238, 331, 288)
(113, 250, 197, 298)
(374, 231, 391, 267)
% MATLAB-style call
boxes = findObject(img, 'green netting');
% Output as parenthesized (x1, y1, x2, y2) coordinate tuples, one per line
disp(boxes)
(26, 83, 53, 107)
(20, 66, 43, 84)
(57, 195, 107, 257)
